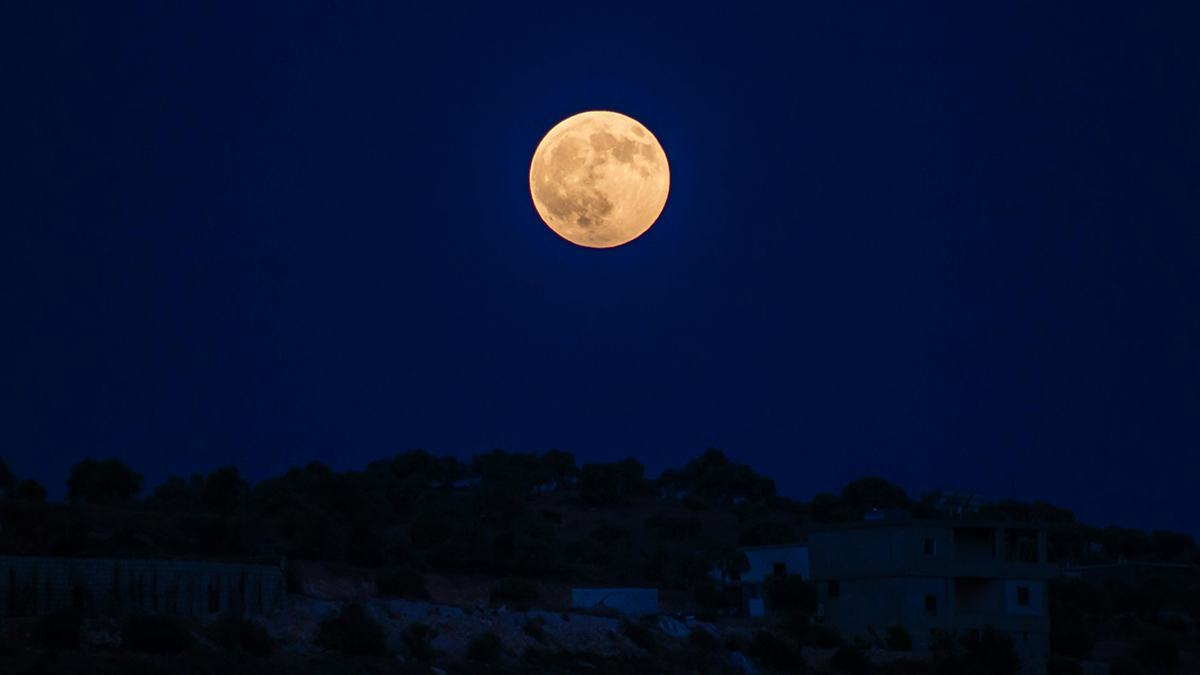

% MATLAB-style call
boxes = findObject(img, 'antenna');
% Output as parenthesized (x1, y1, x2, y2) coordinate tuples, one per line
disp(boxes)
(934, 490, 987, 520)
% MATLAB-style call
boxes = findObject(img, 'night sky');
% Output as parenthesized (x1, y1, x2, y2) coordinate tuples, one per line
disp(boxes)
(3, 3, 1198, 537)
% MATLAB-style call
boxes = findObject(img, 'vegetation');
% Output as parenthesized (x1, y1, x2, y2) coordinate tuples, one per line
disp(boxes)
(315, 603, 387, 655)
(886, 624, 913, 652)
(209, 612, 274, 657)
(622, 617, 657, 651)
(830, 645, 871, 675)
(745, 629, 805, 673)
(401, 622, 433, 661)
(122, 614, 194, 653)
(32, 607, 85, 650)
(489, 576, 539, 607)
(522, 617, 546, 643)
(375, 563, 430, 599)
(467, 630, 502, 663)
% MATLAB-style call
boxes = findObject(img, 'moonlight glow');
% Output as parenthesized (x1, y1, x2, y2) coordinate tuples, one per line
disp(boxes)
(529, 111, 670, 248)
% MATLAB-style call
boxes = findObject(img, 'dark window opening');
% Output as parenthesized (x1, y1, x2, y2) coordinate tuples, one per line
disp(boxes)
(924, 538, 936, 555)
(1017, 586, 1030, 606)
(773, 562, 787, 577)
(925, 594, 937, 612)
(208, 582, 220, 614)
(1022, 632, 1029, 644)
(1004, 529, 1040, 563)
(828, 580, 840, 597)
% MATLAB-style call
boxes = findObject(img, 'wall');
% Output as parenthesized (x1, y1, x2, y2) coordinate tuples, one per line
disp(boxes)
(1003, 579, 1045, 616)
(741, 545, 810, 583)
(1, 555, 285, 618)
(571, 588, 658, 615)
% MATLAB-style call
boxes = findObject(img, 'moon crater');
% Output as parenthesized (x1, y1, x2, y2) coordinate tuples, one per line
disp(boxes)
(530, 111, 669, 248)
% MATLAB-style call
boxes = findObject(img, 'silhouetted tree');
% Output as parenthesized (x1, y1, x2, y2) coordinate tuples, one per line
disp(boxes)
(839, 476, 913, 516)
(0, 458, 18, 499)
(149, 475, 201, 512)
(433, 455, 468, 489)
(579, 457, 646, 507)
(679, 447, 775, 507)
(66, 458, 143, 507)
(14, 479, 46, 502)
(198, 466, 249, 513)
(541, 449, 578, 488)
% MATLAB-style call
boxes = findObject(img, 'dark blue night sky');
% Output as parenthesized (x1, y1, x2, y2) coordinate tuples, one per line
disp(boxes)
(2, 3, 1197, 536)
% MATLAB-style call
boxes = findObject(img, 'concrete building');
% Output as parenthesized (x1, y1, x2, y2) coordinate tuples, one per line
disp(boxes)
(808, 519, 1057, 673)
(736, 543, 811, 617)
(1, 555, 286, 618)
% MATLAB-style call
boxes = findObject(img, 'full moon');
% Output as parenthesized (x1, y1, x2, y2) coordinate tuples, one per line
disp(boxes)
(529, 111, 670, 248)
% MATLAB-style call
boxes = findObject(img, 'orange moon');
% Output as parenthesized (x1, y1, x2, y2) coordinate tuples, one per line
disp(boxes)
(529, 111, 670, 248)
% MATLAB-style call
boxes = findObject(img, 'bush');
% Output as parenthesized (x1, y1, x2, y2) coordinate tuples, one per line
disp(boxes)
(316, 603, 387, 655)
(1134, 632, 1180, 670)
(622, 618, 657, 651)
(960, 626, 1020, 675)
(209, 613, 274, 657)
(681, 493, 709, 511)
(33, 608, 85, 650)
(887, 624, 913, 652)
(467, 630, 502, 663)
(522, 619, 546, 643)
(490, 577, 539, 607)
(689, 626, 719, 652)
(1046, 654, 1084, 675)
(746, 630, 805, 673)
(123, 614, 194, 653)
(1107, 656, 1146, 675)
(376, 564, 429, 599)
(809, 623, 844, 649)
(831, 646, 871, 675)
(402, 622, 432, 661)
(768, 574, 818, 615)
(1050, 624, 1094, 659)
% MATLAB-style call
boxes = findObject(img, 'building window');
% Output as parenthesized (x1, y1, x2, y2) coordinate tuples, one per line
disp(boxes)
(1017, 586, 1030, 606)
(773, 562, 787, 577)
(1022, 632, 1029, 644)
(925, 594, 937, 612)
(828, 580, 840, 597)
(924, 538, 936, 555)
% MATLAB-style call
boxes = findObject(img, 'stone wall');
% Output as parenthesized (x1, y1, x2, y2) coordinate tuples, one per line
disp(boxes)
(571, 587, 658, 615)
(0, 555, 285, 618)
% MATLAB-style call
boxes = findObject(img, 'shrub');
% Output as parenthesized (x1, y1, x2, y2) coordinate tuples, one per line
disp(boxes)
(809, 623, 845, 649)
(1046, 654, 1083, 675)
(960, 626, 1020, 675)
(467, 630, 502, 663)
(209, 613, 274, 657)
(689, 626, 719, 652)
(681, 493, 708, 511)
(542, 510, 563, 524)
(831, 646, 871, 675)
(490, 577, 539, 607)
(886, 624, 913, 652)
(33, 608, 85, 651)
(768, 574, 818, 615)
(376, 564, 429, 599)
(1134, 632, 1180, 670)
(522, 619, 546, 643)
(316, 603, 387, 655)
(402, 622, 432, 661)
(746, 630, 805, 673)
(123, 614, 194, 653)
(1050, 624, 1094, 660)
(1107, 656, 1146, 675)
(622, 618, 657, 651)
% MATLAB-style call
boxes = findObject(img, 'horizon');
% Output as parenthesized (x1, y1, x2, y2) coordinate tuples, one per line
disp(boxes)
(3, 3, 1198, 546)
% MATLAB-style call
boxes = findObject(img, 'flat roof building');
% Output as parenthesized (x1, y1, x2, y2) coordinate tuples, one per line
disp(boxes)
(807, 518, 1056, 673)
